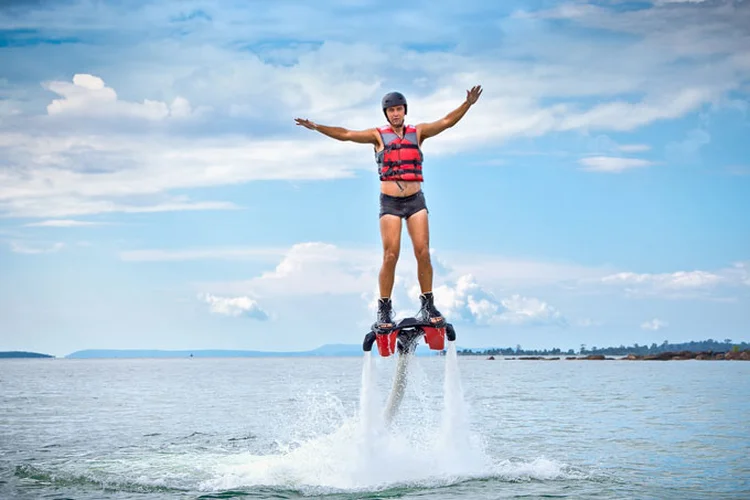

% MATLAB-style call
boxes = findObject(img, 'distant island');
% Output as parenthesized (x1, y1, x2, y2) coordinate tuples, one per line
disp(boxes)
(64, 343, 429, 359)
(0, 351, 54, 359)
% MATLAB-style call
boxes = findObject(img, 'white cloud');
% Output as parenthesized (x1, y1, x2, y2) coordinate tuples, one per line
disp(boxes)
(251, 242, 377, 297)
(597, 265, 750, 299)
(641, 318, 668, 331)
(1, 193, 239, 219)
(429, 274, 505, 325)
(9, 241, 65, 254)
(124, 240, 749, 311)
(44, 74, 199, 121)
(398, 273, 567, 327)
(122, 243, 615, 291)
(578, 156, 657, 173)
(497, 293, 568, 327)
(618, 144, 651, 153)
(159, 241, 573, 328)
(527, 2, 745, 41)
(23, 219, 104, 227)
(119, 246, 285, 262)
(108, 239, 749, 343)
(559, 88, 719, 132)
(440, 252, 614, 289)
(0, 118, 372, 218)
(438, 275, 567, 327)
(602, 270, 724, 289)
(197, 242, 377, 298)
(199, 293, 270, 320)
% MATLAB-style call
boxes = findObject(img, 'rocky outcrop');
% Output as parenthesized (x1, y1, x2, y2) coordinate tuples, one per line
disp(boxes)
(623, 350, 750, 361)
(566, 354, 615, 360)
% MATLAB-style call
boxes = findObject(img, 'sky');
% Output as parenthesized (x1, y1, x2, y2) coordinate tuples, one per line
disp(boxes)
(0, 0, 748, 357)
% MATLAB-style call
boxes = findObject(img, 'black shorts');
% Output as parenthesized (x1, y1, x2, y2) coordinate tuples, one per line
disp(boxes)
(379, 191, 428, 219)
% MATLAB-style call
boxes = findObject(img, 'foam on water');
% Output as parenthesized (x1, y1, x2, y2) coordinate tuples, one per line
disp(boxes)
(197, 341, 574, 494)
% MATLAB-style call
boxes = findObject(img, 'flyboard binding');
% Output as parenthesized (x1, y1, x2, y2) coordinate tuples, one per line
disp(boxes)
(362, 316, 457, 356)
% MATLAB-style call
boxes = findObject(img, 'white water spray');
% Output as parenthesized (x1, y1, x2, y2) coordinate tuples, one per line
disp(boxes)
(358, 351, 380, 430)
(195, 338, 577, 493)
(442, 340, 469, 434)
(382, 348, 411, 424)
(355, 350, 386, 459)
(435, 340, 481, 476)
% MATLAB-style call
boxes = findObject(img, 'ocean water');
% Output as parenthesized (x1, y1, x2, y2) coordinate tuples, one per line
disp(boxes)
(1, 342, 749, 499)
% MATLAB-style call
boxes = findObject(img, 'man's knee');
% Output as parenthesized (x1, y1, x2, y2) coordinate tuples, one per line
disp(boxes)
(414, 245, 431, 264)
(383, 248, 400, 267)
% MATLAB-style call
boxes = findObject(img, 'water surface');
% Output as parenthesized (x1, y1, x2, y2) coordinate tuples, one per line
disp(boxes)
(1, 347, 748, 499)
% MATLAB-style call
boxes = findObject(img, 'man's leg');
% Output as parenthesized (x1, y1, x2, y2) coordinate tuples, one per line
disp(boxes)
(379, 214, 402, 297)
(406, 208, 444, 324)
(405, 208, 432, 292)
(376, 214, 402, 329)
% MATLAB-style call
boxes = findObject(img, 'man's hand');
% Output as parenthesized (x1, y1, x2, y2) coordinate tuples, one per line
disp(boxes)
(294, 118, 317, 130)
(418, 85, 483, 141)
(466, 85, 483, 106)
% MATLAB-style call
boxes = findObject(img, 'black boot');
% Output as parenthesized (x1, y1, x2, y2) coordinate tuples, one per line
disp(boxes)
(372, 297, 395, 333)
(417, 292, 445, 327)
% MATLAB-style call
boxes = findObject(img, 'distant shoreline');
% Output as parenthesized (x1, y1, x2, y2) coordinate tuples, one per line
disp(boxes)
(2, 348, 749, 361)
(2, 338, 749, 361)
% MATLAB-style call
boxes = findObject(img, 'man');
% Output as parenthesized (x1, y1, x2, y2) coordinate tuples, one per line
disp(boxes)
(294, 85, 483, 333)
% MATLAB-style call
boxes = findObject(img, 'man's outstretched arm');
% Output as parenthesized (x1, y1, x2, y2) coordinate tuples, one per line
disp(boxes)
(294, 118, 379, 145)
(417, 85, 483, 142)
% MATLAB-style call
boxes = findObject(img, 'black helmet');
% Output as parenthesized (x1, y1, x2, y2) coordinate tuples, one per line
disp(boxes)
(381, 91, 407, 117)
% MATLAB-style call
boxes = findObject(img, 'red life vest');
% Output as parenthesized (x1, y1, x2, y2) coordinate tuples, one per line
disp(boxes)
(375, 124, 424, 182)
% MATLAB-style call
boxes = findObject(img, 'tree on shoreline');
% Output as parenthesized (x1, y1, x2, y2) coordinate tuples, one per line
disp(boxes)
(457, 338, 749, 357)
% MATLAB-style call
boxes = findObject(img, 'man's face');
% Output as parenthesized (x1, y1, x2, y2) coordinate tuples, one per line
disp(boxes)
(386, 105, 405, 126)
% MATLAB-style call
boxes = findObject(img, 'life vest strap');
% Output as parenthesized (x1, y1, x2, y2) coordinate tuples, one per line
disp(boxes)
(384, 143, 419, 151)
(382, 159, 420, 167)
(379, 168, 422, 180)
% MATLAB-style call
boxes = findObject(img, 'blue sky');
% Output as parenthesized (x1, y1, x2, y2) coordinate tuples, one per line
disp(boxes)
(0, 0, 748, 357)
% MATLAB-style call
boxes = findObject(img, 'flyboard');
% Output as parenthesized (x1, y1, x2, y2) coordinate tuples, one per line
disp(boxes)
(362, 317, 457, 424)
